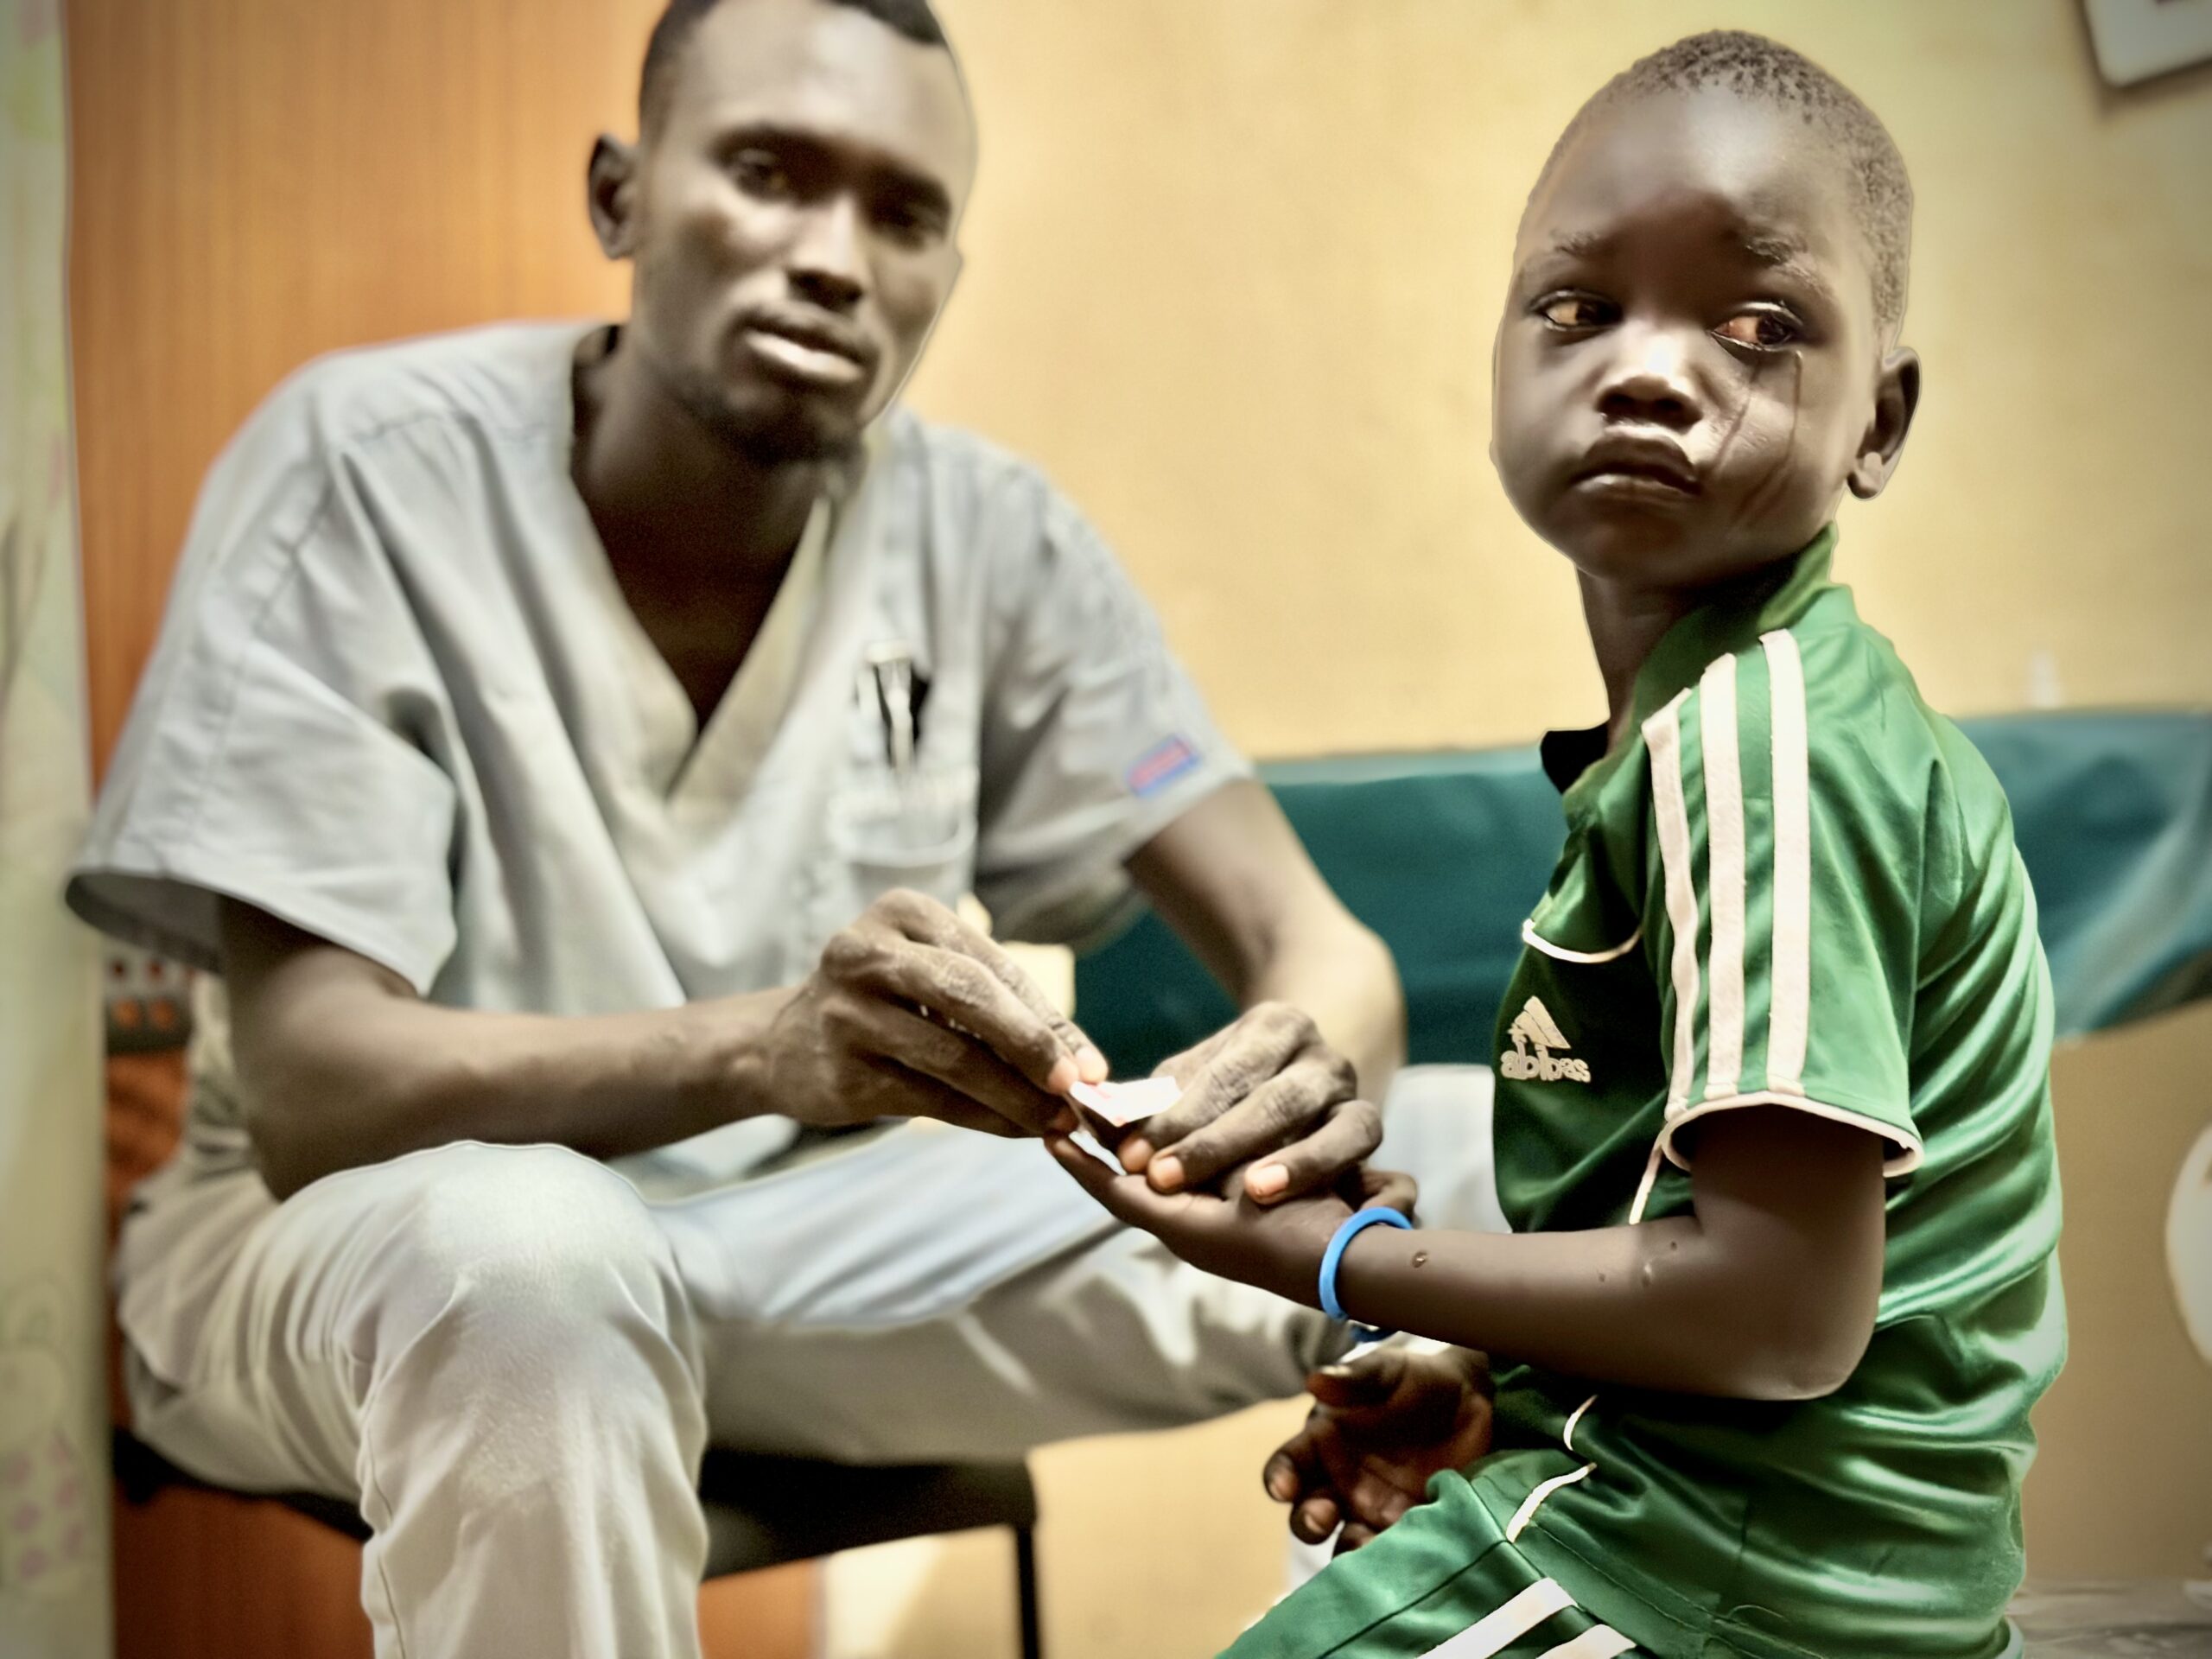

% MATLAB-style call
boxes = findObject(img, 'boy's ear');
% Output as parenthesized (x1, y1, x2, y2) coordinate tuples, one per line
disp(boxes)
(588, 136, 642, 260)
(1848, 347, 1921, 500)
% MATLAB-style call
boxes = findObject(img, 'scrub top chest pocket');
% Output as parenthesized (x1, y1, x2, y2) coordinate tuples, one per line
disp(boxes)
(815, 645, 980, 934)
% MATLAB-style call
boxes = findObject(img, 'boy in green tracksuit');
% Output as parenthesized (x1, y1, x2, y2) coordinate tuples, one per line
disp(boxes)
(1052, 30, 2063, 1659)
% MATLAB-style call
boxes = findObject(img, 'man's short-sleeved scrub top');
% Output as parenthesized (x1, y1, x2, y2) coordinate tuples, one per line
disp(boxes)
(69, 322, 1246, 1195)
(1472, 531, 2065, 1659)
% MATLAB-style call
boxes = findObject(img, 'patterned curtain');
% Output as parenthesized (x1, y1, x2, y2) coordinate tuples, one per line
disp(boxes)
(0, 1, 111, 1654)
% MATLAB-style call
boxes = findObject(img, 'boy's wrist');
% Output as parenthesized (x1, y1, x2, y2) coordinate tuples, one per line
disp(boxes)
(1319, 1207, 1414, 1323)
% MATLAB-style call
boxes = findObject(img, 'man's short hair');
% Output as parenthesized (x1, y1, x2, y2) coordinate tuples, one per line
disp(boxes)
(639, 0, 950, 138)
(1540, 30, 1914, 335)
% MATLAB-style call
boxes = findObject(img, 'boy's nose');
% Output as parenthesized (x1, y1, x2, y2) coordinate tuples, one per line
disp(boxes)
(1597, 324, 1700, 430)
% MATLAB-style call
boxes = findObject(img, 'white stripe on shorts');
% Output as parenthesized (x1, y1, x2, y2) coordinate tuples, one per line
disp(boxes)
(1536, 1626, 1637, 1659)
(1419, 1578, 1575, 1657)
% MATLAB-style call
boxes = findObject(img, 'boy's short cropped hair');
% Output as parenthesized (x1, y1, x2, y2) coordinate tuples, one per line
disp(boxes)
(1535, 29, 1915, 335)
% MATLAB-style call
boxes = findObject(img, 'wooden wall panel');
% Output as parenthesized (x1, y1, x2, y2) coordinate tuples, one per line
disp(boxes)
(68, 0, 655, 771)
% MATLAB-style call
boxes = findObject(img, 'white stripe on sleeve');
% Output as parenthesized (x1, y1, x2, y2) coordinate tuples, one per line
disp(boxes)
(1698, 655, 1746, 1100)
(1761, 631, 1812, 1093)
(1644, 690, 1701, 1111)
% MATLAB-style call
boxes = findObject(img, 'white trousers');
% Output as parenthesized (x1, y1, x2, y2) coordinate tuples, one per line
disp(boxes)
(116, 1124, 1347, 1659)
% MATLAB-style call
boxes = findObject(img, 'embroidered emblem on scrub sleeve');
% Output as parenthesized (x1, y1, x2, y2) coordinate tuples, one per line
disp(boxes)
(1125, 734, 1202, 798)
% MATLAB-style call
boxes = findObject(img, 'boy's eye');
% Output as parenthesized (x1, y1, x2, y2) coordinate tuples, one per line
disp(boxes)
(1714, 308, 1802, 350)
(1537, 294, 1618, 331)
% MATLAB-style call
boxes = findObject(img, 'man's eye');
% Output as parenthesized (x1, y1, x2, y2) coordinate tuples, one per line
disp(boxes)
(1714, 309, 1801, 350)
(731, 150, 794, 196)
(875, 202, 945, 249)
(1537, 294, 1617, 331)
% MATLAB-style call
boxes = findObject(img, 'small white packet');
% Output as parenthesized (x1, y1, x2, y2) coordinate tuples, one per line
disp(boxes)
(1067, 1077, 1182, 1128)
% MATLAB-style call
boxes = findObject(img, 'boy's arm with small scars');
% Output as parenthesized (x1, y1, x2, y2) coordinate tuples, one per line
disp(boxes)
(1050, 1103, 1885, 1402)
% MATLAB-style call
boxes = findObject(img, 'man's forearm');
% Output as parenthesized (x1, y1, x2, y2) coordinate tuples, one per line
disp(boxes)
(1247, 915, 1405, 1104)
(238, 956, 789, 1198)
(226, 889, 1097, 1200)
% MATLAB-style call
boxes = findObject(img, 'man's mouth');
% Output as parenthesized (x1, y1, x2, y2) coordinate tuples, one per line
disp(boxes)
(739, 311, 877, 392)
(1572, 435, 1701, 496)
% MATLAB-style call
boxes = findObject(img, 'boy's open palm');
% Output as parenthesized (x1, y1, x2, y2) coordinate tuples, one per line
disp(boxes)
(1045, 1134, 1415, 1307)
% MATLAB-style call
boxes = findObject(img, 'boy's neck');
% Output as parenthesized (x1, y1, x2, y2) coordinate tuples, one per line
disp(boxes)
(1580, 560, 1797, 751)
(1580, 573, 1698, 752)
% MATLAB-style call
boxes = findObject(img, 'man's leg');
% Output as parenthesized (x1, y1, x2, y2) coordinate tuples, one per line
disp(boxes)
(120, 1142, 711, 1659)
(651, 1123, 1348, 1464)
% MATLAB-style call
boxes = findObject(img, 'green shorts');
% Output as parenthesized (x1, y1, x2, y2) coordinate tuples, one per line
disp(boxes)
(1223, 1468, 1646, 1659)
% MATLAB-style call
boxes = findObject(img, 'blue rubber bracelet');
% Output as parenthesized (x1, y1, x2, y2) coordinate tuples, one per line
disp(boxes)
(1318, 1207, 1414, 1325)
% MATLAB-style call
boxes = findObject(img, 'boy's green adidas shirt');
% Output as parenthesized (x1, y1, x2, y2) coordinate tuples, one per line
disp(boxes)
(1473, 530, 2064, 1658)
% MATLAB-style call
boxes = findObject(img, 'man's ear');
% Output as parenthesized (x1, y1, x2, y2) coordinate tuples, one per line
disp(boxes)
(588, 135, 642, 260)
(1848, 346, 1921, 500)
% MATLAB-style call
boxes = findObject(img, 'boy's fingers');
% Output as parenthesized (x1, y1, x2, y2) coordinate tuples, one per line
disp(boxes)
(1362, 1167, 1420, 1218)
(1263, 1424, 1332, 1505)
(1334, 1522, 1377, 1556)
(1045, 1136, 1185, 1231)
(1307, 1347, 1407, 1410)
(1290, 1494, 1342, 1545)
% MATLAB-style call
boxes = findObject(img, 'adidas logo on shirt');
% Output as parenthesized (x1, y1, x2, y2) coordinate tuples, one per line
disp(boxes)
(1501, 996, 1592, 1084)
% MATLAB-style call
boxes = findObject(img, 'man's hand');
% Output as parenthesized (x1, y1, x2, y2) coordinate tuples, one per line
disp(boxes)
(1116, 1003, 1384, 1205)
(760, 889, 1108, 1137)
(1264, 1345, 1493, 1554)
(1046, 1133, 1415, 1306)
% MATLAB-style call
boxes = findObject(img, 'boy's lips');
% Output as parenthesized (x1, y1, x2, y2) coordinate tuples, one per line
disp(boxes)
(1572, 434, 1702, 496)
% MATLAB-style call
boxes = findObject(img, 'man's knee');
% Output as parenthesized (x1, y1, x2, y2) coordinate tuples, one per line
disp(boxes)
(363, 1143, 686, 1362)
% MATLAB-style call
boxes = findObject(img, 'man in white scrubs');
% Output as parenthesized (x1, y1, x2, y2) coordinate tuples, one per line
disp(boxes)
(69, 1, 1406, 1654)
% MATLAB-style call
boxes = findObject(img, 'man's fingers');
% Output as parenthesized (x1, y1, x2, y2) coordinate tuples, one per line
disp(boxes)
(873, 1063, 1033, 1139)
(1239, 1098, 1385, 1205)
(829, 925, 1073, 1092)
(1144, 1063, 1338, 1193)
(1290, 1494, 1341, 1546)
(1134, 1007, 1312, 1157)
(845, 1001, 1074, 1135)
(888, 894, 1109, 1082)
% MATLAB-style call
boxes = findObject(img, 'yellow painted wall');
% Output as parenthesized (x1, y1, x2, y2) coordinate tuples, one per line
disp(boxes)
(918, 0, 2212, 759)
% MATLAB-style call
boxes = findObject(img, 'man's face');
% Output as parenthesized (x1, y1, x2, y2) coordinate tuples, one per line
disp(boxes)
(1492, 88, 1891, 590)
(623, 0, 975, 463)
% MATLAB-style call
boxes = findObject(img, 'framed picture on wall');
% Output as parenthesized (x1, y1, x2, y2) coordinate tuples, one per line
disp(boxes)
(2083, 0, 2212, 86)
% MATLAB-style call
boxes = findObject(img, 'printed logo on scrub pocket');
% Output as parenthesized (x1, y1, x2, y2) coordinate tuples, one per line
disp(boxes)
(1501, 996, 1591, 1084)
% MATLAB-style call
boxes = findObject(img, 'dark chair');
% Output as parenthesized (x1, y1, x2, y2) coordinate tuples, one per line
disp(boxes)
(113, 1430, 1045, 1659)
